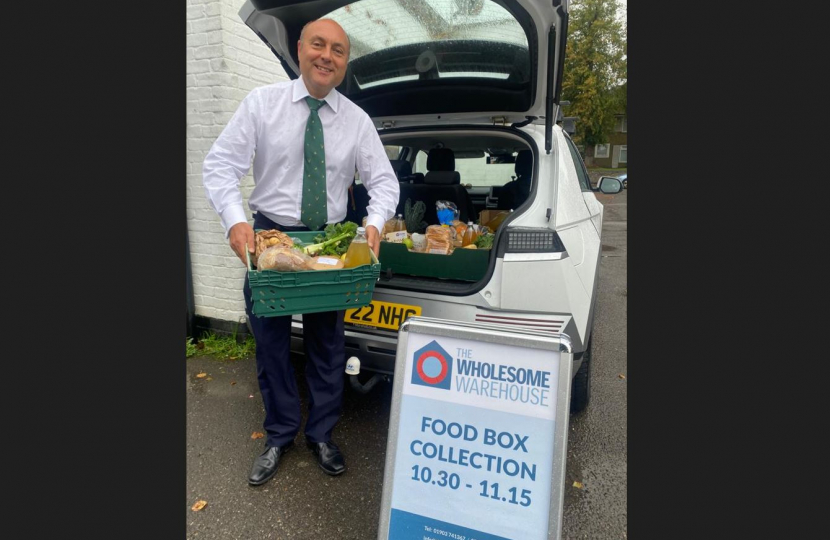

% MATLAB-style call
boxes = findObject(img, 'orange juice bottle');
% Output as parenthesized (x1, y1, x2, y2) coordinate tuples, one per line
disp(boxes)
(462, 221, 478, 247)
(344, 226, 372, 268)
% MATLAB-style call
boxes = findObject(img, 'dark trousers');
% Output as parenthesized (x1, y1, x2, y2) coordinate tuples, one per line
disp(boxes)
(244, 213, 346, 448)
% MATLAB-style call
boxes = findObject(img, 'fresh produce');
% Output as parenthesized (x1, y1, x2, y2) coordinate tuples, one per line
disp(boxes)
(452, 220, 468, 238)
(474, 233, 495, 250)
(404, 198, 427, 234)
(255, 230, 294, 259)
(306, 222, 359, 256)
(402, 238, 414, 249)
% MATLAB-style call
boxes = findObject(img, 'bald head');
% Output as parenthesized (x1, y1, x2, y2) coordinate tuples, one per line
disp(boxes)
(300, 19, 351, 57)
(297, 18, 351, 98)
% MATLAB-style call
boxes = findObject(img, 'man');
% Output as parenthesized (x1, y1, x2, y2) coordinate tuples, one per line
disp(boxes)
(202, 19, 399, 486)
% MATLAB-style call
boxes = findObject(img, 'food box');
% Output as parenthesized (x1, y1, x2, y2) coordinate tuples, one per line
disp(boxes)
(247, 231, 380, 317)
(378, 241, 490, 282)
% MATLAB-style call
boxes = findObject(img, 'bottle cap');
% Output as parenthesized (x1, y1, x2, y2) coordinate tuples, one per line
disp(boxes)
(356, 226, 366, 234)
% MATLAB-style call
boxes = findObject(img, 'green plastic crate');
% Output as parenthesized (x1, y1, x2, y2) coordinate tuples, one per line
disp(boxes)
(248, 230, 380, 317)
(378, 241, 490, 281)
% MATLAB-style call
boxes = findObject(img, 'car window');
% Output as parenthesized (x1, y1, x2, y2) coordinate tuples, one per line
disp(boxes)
(414, 150, 428, 175)
(455, 154, 516, 187)
(413, 150, 516, 188)
(326, 0, 529, 91)
(564, 136, 593, 192)
(384, 145, 402, 160)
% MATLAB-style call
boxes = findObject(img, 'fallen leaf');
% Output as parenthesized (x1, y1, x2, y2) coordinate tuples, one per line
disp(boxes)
(618, 374, 626, 380)
(191, 500, 207, 511)
(251, 432, 265, 440)
(573, 481, 584, 489)
(230, 381, 237, 386)
(206, 377, 213, 381)
(196, 342, 205, 350)
(230, 356, 237, 360)
(196, 373, 207, 379)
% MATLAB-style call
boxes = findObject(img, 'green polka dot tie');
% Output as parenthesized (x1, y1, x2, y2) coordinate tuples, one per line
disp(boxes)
(302, 97, 327, 231)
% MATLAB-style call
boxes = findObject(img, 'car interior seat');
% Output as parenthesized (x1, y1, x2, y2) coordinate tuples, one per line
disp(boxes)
(389, 159, 424, 184)
(396, 148, 475, 223)
(498, 149, 532, 210)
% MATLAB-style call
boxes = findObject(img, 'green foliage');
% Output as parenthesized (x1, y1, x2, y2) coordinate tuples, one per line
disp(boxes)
(404, 198, 427, 233)
(474, 233, 495, 249)
(186, 337, 198, 357)
(310, 221, 358, 256)
(562, 0, 627, 148)
(186, 332, 256, 360)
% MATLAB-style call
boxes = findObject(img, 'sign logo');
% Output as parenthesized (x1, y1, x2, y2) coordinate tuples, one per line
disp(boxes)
(411, 340, 453, 390)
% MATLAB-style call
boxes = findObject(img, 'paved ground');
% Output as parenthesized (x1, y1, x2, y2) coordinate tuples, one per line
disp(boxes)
(187, 185, 627, 539)
(562, 185, 627, 539)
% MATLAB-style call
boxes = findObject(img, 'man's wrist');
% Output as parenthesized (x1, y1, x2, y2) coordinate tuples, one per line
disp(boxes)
(221, 206, 249, 239)
(365, 214, 387, 235)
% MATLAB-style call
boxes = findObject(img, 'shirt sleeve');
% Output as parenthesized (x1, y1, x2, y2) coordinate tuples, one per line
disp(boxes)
(202, 90, 260, 238)
(355, 116, 400, 234)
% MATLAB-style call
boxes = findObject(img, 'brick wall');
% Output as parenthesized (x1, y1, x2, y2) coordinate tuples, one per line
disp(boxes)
(186, 0, 290, 323)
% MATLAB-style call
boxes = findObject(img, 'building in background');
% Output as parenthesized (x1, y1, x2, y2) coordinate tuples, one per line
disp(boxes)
(588, 113, 627, 168)
(186, 0, 288, 335)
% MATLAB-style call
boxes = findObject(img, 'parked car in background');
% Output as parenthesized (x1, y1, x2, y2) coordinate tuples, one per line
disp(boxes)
(617, 172, 627, 189)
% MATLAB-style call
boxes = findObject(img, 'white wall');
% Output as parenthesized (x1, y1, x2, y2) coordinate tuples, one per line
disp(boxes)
(186, 0, 289, 322)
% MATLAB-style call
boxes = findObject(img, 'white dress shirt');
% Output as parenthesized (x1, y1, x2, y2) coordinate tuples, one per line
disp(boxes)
(203, 78, 399, 236)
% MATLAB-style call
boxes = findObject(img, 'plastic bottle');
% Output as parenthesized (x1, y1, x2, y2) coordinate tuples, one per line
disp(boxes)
(395, 213, 406, 232)
(344, 226, 372, 268)
(462, 221, 478, 247)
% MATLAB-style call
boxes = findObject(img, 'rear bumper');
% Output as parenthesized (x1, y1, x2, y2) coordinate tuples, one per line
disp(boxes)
(289, 320, 584, 377)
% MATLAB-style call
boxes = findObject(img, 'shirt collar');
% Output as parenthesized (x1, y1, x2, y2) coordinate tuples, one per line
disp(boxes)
(292, 77, 340, 113)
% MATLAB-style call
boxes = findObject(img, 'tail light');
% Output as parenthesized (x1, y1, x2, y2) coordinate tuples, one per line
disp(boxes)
(498, 228, 566, 255)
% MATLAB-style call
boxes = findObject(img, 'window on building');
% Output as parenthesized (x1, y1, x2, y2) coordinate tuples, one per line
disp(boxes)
(595, 144, 610, 158)
(615, 116, 627, 133)
(619, 145, 627, 163)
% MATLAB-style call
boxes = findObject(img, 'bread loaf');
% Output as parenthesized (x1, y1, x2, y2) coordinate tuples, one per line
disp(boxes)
(425, 225, 453, 255)
(257, 246, 313, 271)
(255, 230, 295, 259)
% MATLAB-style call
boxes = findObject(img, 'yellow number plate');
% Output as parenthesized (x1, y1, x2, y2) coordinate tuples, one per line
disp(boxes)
(345, 301, 421, 330)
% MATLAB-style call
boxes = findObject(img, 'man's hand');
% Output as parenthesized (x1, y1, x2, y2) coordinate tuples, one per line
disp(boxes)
(366, 225, 380, 257)
(229, 222, 255, 265)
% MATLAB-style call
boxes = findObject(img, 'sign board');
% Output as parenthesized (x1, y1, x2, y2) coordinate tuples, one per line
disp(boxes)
(378, 317, 573, 540)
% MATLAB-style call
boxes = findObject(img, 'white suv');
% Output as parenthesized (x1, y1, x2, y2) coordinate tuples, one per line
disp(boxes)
(240, 0, 623, 413)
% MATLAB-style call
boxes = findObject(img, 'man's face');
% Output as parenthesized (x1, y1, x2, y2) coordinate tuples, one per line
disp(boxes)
(297, 20, 349, 99)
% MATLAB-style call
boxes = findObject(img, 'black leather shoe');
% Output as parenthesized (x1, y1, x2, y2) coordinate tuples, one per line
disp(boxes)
(307, 440, 346, 476)
(248, 441, 294, 486)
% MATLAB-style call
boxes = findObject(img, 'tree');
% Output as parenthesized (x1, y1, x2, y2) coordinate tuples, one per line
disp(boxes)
(561, 0, 627, 151)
